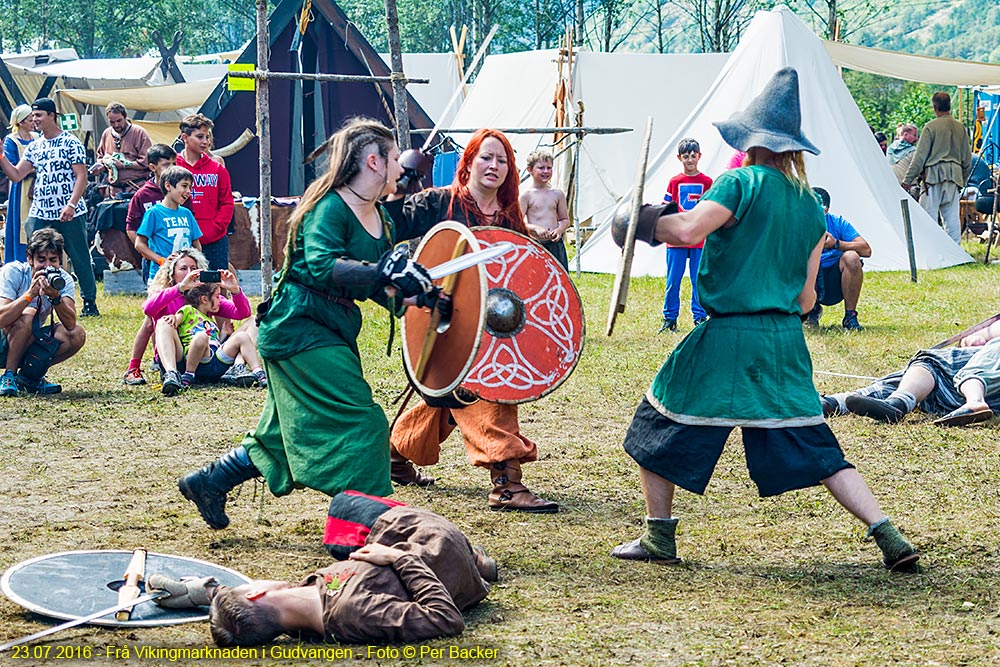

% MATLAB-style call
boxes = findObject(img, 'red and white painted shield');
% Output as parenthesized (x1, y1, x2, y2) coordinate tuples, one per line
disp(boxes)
(462, 227, 585, 404)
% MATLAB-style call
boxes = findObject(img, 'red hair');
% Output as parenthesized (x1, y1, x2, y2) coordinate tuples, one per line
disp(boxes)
(449, 129, 526, 233)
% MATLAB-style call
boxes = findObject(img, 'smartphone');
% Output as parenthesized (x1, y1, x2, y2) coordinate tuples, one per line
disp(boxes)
(200, 270, 222, 283)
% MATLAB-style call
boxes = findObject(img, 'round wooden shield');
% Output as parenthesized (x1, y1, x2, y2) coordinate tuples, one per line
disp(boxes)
(1, 550, 251, 627)
(402, 222, 487, 398)
(463, 228, 585, 404)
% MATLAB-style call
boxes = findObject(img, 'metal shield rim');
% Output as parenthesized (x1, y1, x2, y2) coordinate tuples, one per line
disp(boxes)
(1, 549, 253, 627)
(467, 227, 586, 404)
(402, 221, 488, 398)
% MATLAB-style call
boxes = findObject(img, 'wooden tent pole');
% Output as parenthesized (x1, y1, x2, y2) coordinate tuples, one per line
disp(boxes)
(384, 0, 411, 150)
(256, 0, 273, 298)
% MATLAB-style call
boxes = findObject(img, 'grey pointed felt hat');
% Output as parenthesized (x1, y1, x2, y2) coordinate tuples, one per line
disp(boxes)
(713, 67, 820, 156)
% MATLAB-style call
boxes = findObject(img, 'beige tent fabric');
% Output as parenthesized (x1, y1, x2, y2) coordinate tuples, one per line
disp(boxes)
(131, 120, 182, 147)
(824, 41, 1000, 86)
(55, 78, 219, 112)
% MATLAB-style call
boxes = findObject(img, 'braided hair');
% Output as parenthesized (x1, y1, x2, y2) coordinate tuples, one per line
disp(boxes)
(284, 118, 395, 254)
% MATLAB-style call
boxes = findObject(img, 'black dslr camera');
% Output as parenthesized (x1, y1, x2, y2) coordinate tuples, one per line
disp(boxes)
(42, 267, 66, 291)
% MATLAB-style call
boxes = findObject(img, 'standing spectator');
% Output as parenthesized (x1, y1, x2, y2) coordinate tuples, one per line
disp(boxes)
(0, 98, 99, 317)
(3, 104, 37, 263)
(134, 166, 202, 284)
(902, 92, 973, 244)
(176, 114, 234, 271)
(659, 137, 712, 333)
(804, 187, 872, 331)
(873, 131, 888, 155)
(887, 123, 918, 166)
(91, 102, 152, 194)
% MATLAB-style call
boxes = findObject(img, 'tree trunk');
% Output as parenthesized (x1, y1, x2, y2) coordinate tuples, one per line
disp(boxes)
(535, 0, 542, 49)
(576, 0, 584, 46)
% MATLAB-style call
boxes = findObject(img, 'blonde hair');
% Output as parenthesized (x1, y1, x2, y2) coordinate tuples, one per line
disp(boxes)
(147, 247, 208, 295)
(526, 149, 553, 169)
(746, 147, 810, 191)
(284, 118, 395, 255)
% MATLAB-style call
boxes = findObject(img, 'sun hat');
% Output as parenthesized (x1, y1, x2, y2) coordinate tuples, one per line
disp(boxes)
(713, 67, 820, 156)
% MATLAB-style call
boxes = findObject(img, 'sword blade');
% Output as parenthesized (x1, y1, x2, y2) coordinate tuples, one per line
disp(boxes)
(0, 591, 167, 652)
(427, 242, 515, 280)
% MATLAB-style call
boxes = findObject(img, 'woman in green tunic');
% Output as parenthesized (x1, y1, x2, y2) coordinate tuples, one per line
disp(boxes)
(609, 68, 919, 571)
(177, 119, 438, 530)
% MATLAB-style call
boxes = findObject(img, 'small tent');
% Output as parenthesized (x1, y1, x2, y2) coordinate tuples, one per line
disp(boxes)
(577, 6, 973, 275)
(198, 0, 435, 197)
(448, 49, 729, 223)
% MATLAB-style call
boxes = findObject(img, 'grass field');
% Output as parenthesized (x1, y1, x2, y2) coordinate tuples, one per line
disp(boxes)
(2, 241, 1000, 666)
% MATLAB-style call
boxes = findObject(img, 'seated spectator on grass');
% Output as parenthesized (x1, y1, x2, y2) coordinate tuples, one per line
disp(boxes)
(124, 248, 206, 386)
(152, 272, 261, 396)
(0, 229, 86, 396)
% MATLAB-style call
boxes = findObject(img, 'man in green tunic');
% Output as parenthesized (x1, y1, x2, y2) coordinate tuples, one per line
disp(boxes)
(608, 68, 919, 571)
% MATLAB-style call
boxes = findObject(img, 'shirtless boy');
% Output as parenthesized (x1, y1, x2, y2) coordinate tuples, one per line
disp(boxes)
(520, 150, 571, 269)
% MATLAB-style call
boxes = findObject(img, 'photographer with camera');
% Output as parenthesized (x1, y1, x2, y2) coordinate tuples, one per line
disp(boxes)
(0, 229, 87, 396)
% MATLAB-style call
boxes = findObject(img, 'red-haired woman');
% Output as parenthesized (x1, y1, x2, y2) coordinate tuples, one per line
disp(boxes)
(384, 129, 558, 514)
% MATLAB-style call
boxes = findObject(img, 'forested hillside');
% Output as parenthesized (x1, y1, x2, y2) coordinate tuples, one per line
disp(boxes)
(856, 0, 1000, 62)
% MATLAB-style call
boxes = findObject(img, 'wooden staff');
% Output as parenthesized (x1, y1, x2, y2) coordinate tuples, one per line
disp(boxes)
(115, 549, 147, 622)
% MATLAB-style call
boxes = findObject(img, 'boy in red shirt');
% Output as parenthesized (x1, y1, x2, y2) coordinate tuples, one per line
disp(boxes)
(175, 114, 234, 270)
(660, 138, 713, 332)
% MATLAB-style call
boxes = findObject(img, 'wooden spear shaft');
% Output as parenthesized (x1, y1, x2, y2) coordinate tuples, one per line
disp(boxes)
(256, 0, 273, 298)
(384, 0, 410, 150)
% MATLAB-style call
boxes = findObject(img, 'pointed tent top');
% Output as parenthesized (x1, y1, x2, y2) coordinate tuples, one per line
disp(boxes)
(576, 5, 972, 275)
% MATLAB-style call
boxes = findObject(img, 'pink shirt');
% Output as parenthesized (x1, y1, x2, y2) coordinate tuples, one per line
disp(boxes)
(143, 285, 251, 322)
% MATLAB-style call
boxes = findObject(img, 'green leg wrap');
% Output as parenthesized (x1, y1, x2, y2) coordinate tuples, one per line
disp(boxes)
(869, 518, 918, 570)
(639, 517, 679, 560)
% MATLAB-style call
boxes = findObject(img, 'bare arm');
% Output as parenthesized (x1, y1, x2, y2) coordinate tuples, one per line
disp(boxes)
(824, 232, 871, 258)
(134, 235, 165, 266)
(961, 320, 1000, 347)
(797, 239, 824, 315)
(554, 191, 570, 236)
(653, 200, 734, 247)
(59, 163, 89, 222)
(0, 153, 35, 183)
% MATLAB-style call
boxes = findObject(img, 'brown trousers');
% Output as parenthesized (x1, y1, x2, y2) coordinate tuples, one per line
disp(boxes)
(390, 400, 537, 468)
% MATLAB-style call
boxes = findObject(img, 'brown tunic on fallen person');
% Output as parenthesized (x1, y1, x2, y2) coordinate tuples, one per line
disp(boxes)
(301, 506, 490, 644)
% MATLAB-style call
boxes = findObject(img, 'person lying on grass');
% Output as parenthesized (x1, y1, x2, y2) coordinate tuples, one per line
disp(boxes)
(154, 273, 264, 396)
(145, 505, 494, 646)
(829, 319, 1000, 427)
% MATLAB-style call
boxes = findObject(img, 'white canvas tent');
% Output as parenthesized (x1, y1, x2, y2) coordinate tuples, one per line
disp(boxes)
(448, 49, 729, 225)
(578, 6, 973, 275)
(379, 53, 462, 126)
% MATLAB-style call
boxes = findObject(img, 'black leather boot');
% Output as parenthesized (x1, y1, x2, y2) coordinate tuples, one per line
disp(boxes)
(178, 447, 260, 529)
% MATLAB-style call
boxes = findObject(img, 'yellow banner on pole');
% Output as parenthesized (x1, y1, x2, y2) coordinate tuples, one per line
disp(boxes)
(227, 64, 256, 92)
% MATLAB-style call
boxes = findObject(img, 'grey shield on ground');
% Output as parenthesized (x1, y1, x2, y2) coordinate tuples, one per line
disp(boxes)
(1, 550, 251, 627)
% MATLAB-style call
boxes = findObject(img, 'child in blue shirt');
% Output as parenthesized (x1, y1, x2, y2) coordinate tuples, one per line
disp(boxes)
(136, 166, 202, 284)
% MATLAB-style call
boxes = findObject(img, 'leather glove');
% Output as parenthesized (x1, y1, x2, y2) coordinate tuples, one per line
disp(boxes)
(147, 574, 218, 609)
(610, 201, 677, 248)
(377, 246, 434, 298)
(415, 287, 453, 320)
(396, 149, 434, 194)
